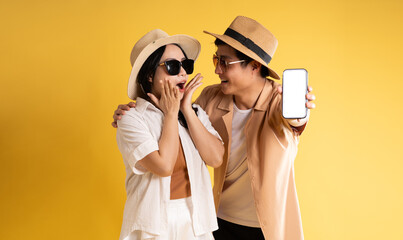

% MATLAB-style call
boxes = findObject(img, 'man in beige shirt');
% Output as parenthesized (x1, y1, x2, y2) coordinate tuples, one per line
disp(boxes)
(113, 16, 316, 240)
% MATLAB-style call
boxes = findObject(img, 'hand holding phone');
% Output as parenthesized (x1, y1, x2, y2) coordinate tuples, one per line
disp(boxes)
(282, 69, 308, 119)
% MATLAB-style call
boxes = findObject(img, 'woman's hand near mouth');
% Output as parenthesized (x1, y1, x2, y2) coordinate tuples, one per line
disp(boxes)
(148, 79, 180, 116)
(179, 73, 225, 168)
(180, 73, 203, 114)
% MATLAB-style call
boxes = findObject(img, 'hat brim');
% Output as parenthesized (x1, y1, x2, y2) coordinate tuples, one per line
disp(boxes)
(128, 35, 201, 100)
(203, 30, 280, 80)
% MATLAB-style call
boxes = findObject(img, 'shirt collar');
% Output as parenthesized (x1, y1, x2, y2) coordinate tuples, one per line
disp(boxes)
(135, 97, 162, 115)
(217, 93, 233, 111)
(253, 79, 275, 111)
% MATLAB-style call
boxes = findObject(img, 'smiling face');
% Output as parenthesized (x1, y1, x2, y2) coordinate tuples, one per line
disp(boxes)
(150, 44, 188, 100)
(214, 44, 255, 96)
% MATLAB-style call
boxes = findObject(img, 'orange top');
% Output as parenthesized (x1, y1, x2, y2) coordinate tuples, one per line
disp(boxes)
(170, 142, 191, 200)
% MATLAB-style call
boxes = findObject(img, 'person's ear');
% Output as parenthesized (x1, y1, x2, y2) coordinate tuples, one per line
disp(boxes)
(148, 75, 153, 83)
(251, 61, 261, 71)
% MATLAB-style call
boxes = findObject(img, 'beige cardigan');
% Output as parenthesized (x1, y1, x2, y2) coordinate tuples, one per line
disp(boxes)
(196, 79, 304, 240)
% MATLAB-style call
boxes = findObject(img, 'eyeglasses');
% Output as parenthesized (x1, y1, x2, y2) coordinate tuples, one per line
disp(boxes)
(159, 59, 194, 75)
(213, 54, 245, 71)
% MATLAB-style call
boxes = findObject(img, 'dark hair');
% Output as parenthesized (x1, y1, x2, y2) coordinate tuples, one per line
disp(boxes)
(214, 38, 270, 78)
(137, 45, 166, 98)
(136, 44, 198, 129)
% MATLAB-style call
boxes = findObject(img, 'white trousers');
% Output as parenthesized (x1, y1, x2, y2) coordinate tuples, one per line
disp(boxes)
(127, 197, 214, 240)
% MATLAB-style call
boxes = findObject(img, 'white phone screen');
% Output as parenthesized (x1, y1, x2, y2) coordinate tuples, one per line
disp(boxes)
(282, 69, 308, 119)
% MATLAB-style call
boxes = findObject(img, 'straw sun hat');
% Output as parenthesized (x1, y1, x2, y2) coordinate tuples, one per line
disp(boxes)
(204, 16, 280, 80)
(127, 29, 201, 100)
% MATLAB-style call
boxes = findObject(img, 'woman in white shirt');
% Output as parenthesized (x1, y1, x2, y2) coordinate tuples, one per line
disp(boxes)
(116, 29, 224, 240)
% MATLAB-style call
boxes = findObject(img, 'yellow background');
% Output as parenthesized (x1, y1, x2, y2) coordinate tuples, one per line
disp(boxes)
(1, 0, 402, 239)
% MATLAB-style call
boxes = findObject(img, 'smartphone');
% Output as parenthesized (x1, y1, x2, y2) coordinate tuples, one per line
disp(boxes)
(282, 69, 308, 119)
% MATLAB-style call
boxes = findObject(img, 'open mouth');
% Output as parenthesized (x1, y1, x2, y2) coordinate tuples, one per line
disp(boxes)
(221, 80, 228, 83)
(177, 82, 186, 90)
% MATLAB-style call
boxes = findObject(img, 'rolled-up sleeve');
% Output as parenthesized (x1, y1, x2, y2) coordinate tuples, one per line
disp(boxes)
(116, 110, 159, 175)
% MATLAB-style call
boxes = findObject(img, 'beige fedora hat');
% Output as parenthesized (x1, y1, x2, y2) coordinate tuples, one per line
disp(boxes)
(127, 29, 201, 99)
(204, 16, 280, 80)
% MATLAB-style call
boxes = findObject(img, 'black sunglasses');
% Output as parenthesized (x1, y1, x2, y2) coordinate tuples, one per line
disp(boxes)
(159, 59, 194, 75)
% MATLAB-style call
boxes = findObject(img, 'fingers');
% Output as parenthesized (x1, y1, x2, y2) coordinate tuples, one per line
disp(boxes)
(173, 83, 179, 99)
(305, 86, 316, 109)
(128, 102, 136, 108)
(113, 103, 132, 128)
(182, 74, 203, 106)
(158, 79, 179, 100)
(306, 101, 316, 109)
(277, 85, 283, 94)
(186, 73, 202, 89)
(187, 81, 203, 95)
(147, 93, 160, 108)
(167, 80, 176, 99)
(167, 79, 173, 98)
(306, 86, 315, 109)
(163, 79, 179, 99)
(118, 104, 131, 111)
(113, 108, 125, 124)
(306, 93, 315, 101)
(115, 108, 126, 116)
(186, 74, 203, 92)
(114, 102, 134, 120)
(160, 79, 167, 99)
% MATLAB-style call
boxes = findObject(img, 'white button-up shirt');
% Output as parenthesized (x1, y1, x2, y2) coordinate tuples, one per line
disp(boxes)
(116, 98, 220, 240)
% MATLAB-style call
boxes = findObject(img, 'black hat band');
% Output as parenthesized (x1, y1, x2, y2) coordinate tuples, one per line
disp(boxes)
(224, 28, 272, 64)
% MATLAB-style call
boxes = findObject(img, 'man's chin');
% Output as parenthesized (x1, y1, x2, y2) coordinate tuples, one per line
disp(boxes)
(220, 84, 231, 95)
